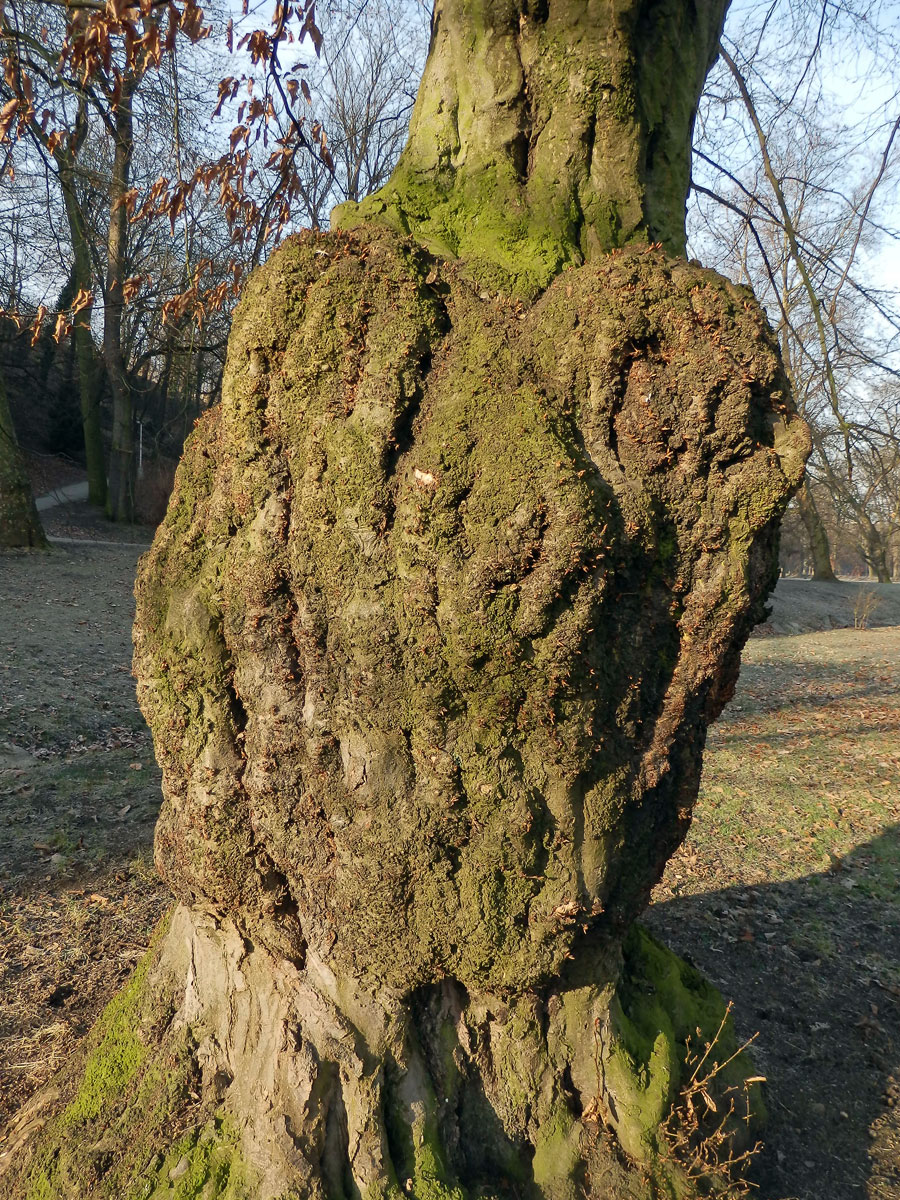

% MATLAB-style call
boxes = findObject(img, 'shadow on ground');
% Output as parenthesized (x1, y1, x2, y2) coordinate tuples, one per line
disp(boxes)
(647, 825, 900, 1200)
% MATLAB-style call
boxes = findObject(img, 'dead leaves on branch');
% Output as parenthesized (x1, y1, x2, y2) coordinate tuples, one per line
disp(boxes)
(11, 287, 93, 348)
(1, 0, 330, 332)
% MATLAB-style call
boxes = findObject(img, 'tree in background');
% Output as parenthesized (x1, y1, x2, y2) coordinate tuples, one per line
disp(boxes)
(690, 0, 900, 580)
(813, 385, 900, 580)
(0, 363, 46, 547)
(287, 0, 428, 229)
(0, 0, 426, 521)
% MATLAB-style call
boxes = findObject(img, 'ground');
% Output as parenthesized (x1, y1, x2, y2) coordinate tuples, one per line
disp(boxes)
(0, 495, 897, 1198)
(646, 626, 900, 1199)
(0, 499, 167, 1135)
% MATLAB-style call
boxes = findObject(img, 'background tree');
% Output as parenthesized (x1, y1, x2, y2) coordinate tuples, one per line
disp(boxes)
(0, 363, 46, 547)
(690, 0, 900, 581)
(0, 0, 422, 521)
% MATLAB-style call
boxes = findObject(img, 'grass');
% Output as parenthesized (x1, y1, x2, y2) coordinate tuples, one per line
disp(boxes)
(659, 627, 900, 903)
(647, 626, 900, 1200)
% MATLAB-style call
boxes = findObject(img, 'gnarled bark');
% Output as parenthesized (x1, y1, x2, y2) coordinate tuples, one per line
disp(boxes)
(133, 232, 806, 995)
(6, 225, 805, 1200)
(0, 2, 811, 1196)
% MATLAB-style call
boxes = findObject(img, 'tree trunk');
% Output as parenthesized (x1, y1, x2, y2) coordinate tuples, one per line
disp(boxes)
(0, 366, 46, 549)
(105, 78, 137, 523)
(334, 0, 729, 293)
(862, 523, 892, 584)
(57, 111, 108, 510)
(1, 3, 812, 1197)
(796, 477, 837, 581)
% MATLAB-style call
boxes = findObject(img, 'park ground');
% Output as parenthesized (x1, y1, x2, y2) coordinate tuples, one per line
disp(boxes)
(0, 494, 898, 1199)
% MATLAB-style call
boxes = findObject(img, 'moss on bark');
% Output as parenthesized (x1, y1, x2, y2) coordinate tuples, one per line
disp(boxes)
(333, 0, 729, 297)
(132, 227, 806, 999)
(2, 220, 806, 1198)
(8, 907, 760, 1200)
(0, 0, 812, 1190)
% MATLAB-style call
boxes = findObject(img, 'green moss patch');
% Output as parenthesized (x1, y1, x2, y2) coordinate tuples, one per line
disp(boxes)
(60, 949, 153, 1125)
(20, 915, 211, 1200)
(603, 925, 764, 1188)
(136, 1117, 253, 1200)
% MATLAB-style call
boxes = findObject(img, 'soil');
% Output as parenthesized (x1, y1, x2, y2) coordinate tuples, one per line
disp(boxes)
(758, 579, 900, 637)
(0, 494, 897, 1198)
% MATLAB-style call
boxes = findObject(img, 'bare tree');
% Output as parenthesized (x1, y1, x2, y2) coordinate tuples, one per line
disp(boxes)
(690, 0, 900, 578)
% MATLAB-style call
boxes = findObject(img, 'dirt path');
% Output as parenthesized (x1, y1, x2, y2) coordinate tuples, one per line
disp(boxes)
(0, 522, 898, 1198)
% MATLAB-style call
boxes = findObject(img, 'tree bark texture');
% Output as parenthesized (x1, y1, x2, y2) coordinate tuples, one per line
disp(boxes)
(335, 0, 728, 295)
(133, 231, 809, 996)
(0, 366, 46, 549)
(1, 2, 812, 1196)
(7, 226, 806, 1200)
(795, 478, 836, 581)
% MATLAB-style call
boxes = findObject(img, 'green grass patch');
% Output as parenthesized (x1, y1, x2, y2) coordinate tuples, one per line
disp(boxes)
(664, 629, 900, 898)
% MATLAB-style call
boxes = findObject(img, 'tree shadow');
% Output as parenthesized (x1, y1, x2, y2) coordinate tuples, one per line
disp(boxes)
(645, 825, 900, 1200)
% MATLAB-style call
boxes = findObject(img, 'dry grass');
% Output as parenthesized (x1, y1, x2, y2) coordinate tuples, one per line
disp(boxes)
(659, 1004, 763, 1198)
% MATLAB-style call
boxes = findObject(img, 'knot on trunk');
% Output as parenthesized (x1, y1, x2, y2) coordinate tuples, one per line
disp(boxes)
(133, 227, 808, 997)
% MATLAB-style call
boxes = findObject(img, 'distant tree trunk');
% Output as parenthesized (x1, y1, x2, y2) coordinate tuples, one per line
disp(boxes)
(4, 3, 811, 1198)
(0, 366, 46, 549)
(796, 477, 837, 581)
(862, 522, 892, 583)
(57, 108, 107, 510)
(105, 77, 138, 523)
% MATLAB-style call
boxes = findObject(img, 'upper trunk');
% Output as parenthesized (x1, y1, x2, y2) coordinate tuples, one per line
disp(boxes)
(334, 0, 728, 295)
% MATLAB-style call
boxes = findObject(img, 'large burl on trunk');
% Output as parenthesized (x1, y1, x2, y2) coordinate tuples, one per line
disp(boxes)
(1, 1, 810, 1198)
